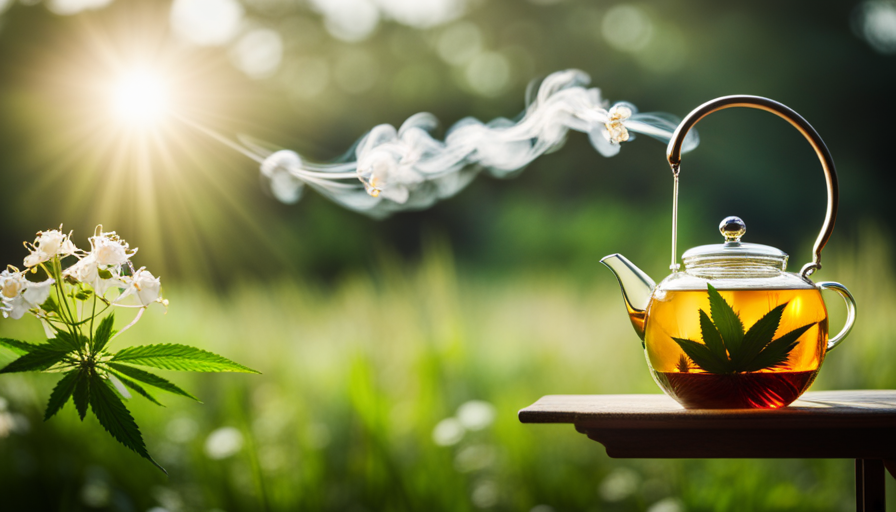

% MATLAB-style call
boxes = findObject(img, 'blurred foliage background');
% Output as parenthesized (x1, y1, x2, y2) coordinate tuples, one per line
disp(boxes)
(0, 0, 895, 510)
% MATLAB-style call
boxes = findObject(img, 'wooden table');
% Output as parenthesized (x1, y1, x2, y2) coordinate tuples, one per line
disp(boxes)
(519, 390, 896, 512)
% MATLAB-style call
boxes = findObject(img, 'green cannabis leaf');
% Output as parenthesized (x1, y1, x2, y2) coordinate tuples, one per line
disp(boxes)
(0, 312, 259, 474)
(671, 284, 816, 374)
(0, 226, 259, 474)
(0, 338, 39, 356)
(676, 354, 691, 373)
(111, 344, 259, 373)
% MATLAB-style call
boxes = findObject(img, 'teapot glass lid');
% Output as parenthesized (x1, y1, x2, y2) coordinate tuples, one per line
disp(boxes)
(681, 216, 788, 272)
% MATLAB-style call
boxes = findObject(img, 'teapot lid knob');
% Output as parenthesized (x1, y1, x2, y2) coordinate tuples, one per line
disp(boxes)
(719, 216, 746, 243)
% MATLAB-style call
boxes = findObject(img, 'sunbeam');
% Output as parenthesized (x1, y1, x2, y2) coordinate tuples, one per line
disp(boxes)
(19, 1, 299, 282)
(111, 69, 170, 126)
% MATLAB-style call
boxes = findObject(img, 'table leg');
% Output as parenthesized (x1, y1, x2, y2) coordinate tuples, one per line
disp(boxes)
(885, 460, 895, 480)
(856, 459, 886, 512)
(856, 459, 864, 511)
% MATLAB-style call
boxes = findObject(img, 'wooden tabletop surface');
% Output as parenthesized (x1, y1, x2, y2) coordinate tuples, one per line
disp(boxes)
(519, 390, 896, 429)
(518, 390, 896, 461)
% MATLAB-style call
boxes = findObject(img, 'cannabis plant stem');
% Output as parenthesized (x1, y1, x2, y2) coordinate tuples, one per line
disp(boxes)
(45, 260, 79, 352)
(108, 308, 143, 345)
(57, 259, 78, 328)
(89, 294, 97, 348)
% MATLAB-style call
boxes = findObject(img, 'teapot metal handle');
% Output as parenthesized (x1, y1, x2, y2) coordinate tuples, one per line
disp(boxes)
(666, 95, 839, 278)
(816, 281, 857, 352)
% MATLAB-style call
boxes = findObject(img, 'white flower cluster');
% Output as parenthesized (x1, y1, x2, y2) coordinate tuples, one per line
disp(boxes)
(0, 226, 165, 320)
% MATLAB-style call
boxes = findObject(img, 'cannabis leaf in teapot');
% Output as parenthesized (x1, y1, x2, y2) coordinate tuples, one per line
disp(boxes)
(671, 284, 816, 374)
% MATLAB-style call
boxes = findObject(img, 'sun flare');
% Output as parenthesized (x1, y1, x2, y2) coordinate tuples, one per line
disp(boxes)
(111, 70, 169, 125)
(29, 0, 296, 281)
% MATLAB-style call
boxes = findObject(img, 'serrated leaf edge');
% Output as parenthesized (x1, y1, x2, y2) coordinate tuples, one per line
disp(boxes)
(88, 375, 166, 474)
(111, 344, 260, 374)
(44, 371, 79, 421)
(108, 370, 166, 407)
(107, 362, 201, 402)
(674, 287, 820, 374)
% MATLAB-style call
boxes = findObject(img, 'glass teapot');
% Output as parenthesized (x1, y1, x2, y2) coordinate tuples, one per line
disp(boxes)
(601, 96, 857, 409)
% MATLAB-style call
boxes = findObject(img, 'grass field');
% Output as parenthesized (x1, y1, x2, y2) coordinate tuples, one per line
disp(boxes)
(0, 232, 894, 512)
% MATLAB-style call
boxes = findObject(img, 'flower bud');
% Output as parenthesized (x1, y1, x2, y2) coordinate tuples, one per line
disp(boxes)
(93, 236, 130, 266)
(37, 231, 66, 256)
(132, 269, 161, 306)
(23, 229, 77, 268)
(22, 279, 54, 306)
(0, 270, 24, 299)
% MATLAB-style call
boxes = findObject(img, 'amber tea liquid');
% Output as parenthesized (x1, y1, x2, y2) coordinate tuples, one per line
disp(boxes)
(644, 288, 829, 409)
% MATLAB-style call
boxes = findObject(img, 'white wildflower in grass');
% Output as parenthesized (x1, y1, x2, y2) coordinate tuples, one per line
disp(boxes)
(456, 400, 496, 431)
(0, 396, 30, 438)
(647, 497, 685, 512)
(471, 480, 499, 508)
(454, 444, 497, 473)
(165, 417, 199, 444)
(0, 225, 258, 474)
(204, 427, 244, 460)
(432, 417, 465, 446)
(599, 467, 641, 502)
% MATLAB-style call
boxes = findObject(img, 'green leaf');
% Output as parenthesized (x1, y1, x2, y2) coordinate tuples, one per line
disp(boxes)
(89, 375, 166, 474)
(97, 268, 114, 280)
(93, 314, 116, 353)
(108, 370, 165, 407)
(41, 294, 60, 314)
(44, 371, 79, 421)
(0, 338, 38, 356)
(73, 371, 90, 421)
(671, 337, 731, 374)
(51, 331, 85, 352)
(111, 344, 259, 373)
(706, 284, 745, 357)
(742, 322, 816, 372)
(698, 309, 729, 363)
(737, 303, 787, 366)
(108, 363, 200, 402)
(0, 345, 70, 374)
(73, 288, 94, 301)
(679, 287, 821, 374)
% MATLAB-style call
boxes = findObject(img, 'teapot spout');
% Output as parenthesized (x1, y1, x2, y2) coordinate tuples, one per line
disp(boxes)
(600, 254, 656, 341)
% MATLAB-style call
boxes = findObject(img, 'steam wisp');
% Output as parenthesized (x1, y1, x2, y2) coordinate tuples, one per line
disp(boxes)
(242, 69, 699, 217)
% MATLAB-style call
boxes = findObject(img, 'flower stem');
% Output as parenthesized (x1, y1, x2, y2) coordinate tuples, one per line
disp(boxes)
(108, 307, 144, 344)
(89, 293, 97, 352)
(45, 262, 76, 335)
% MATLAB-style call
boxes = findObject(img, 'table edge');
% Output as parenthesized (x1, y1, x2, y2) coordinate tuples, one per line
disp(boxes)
(518, 390, 896, 429)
